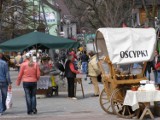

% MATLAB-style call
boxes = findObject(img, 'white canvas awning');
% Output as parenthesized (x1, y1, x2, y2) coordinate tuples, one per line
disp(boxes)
(95, 28, 156, 64)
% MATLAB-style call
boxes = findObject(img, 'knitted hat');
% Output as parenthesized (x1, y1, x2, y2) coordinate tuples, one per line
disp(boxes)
(25, 53, 31, 58)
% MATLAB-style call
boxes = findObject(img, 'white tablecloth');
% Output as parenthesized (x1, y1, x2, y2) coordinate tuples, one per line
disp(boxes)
(76, 74, 86, 78)
(123, 90, 160, 111)
(37, 76, 52, 89)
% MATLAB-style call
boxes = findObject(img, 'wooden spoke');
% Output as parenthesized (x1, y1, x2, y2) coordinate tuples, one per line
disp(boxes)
(99, 88, 113, 114)
(102, 101, 110, 105)
(101, 98, 108, 100)
(122, 106, 126, 115)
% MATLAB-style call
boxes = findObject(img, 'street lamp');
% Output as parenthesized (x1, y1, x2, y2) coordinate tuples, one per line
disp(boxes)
(65, 19, 71, 38)
(0, 5, 23, 41)
(82, 29, 86, 49)
(60, 15, 73, 39)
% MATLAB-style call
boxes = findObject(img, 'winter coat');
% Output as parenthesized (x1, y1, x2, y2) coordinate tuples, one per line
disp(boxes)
(88, 55, 101, 77)
(65, 60, 79, 78)
(16, 60, 40, 85)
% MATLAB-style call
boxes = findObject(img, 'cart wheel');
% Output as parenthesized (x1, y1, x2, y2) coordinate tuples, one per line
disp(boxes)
(110, 88, 135, 119)
(99, 88, 113, 114)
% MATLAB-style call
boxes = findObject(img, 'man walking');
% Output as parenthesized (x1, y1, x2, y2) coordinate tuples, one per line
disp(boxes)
(0, 50, 11, 115)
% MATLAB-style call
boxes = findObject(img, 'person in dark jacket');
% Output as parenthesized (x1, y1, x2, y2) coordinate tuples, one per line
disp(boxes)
(65, 55, 80, 100)
(80, 51, 89, 74)
(145, 61, 154, 80)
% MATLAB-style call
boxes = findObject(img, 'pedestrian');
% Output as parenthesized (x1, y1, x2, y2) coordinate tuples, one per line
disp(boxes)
(145, 61, 154, 80)
(39, 57, 51, 75)
(76, 49, 82, 61)
(65, 54, 80, 100)
(80, 51, 89, 74)
(153, 50, 159, 83)
(155, 56, 160, 85)
(69, 50, 78, 70)
(16, 53, 40, 115)
(2, 53, 10, 68)
(0, 49, 12, 115)
(14, 52, 23, 72)
(88, 51, 101, 97)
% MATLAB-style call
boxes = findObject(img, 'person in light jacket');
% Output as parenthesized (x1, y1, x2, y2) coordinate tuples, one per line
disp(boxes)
(16, 53, 40, 115)
(88, 51, 101, 97)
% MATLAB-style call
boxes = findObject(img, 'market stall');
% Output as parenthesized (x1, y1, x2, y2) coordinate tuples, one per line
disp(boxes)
(36, 75, 52, 96)
(0, 31, 79, 51)
(95, 28, 157, 119)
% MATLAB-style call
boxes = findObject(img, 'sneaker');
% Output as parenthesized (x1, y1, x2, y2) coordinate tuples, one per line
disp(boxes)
(71, 97, 77, 100)
(27, 111, 33, 115)
(0, 112, 3, 116)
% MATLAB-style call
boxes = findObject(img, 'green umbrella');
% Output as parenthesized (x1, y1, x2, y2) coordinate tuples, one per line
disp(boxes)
(0, 31, 79, 51)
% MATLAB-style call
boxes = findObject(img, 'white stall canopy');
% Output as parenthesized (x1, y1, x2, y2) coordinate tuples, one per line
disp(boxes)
(95, 28, 156, 64)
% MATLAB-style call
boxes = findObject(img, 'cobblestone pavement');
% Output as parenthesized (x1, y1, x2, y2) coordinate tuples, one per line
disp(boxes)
(0, 69, 159, 120)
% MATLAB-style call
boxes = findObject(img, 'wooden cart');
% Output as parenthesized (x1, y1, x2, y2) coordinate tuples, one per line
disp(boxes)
(95, 28, 156, 118)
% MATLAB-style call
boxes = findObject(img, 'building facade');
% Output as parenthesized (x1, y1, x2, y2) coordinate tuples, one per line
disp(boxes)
(26, 0, 60, 36)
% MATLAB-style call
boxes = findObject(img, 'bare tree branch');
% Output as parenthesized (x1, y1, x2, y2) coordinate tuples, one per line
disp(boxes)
(65, 0, 132, 30)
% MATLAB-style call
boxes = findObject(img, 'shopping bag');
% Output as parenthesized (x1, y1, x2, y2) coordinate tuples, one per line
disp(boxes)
(6, 89, 13, 109)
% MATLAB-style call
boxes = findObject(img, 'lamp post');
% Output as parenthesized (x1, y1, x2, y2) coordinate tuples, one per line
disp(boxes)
(65, 19, 71, 38)
(60, 15, 73, 39)
(82, 29, 86, 49)
(0, 5, 23, 41)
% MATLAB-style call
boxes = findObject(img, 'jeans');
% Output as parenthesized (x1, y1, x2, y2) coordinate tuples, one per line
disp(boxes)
(146, 71, 151, 80)
(0, 82, 8, 113)
(154, 70, 158, 84)
(23, 82, 37, 113)
(82, 62, 88, 74)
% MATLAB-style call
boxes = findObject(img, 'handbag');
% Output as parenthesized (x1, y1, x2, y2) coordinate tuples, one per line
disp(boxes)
(6, 88, 13, 109)
(97, 73, 102, 82)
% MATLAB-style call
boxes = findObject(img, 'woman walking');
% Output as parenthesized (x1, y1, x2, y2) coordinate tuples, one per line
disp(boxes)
(16, 53, 40, 115)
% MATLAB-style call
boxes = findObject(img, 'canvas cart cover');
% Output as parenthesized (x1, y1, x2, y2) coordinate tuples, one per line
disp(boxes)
(95, 28, 156, 64)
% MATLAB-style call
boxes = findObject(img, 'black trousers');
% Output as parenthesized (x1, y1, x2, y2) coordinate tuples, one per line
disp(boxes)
(67, 78, 75, 97)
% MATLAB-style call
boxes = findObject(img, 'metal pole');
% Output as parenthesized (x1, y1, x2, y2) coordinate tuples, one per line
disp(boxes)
(41, 0, 49, 34)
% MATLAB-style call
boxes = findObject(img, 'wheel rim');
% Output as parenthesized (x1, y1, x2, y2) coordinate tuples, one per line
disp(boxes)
(111, 88, 135, 118)
(99, 88, 113, 114)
